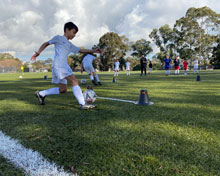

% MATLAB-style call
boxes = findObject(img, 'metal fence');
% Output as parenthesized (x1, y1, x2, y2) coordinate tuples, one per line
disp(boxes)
(0, 67, 17, 73)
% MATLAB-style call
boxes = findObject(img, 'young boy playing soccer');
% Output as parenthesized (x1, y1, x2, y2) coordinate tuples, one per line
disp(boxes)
(31, 22, 100, 109)
(183, 59, 188, 75)
(114, 58, 120, 77)
(193, 58, 199, 74)
(125, 60, 130, 76)
(164, 55, 171, 75)
(148, 61, 153, 74)
(174, 56, 180, 75)
(81, 53, 102, 85)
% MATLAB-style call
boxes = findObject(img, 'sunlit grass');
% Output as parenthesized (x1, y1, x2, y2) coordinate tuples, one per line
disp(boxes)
(0, 70, 220, 176)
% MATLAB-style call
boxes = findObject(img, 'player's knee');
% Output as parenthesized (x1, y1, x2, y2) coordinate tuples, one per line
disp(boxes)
(60, 88, 67, 94)
(72, 79, 78, 86)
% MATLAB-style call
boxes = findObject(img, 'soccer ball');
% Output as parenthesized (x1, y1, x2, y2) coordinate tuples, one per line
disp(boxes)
(83, 89, 97, 104)
(81, 79, 87, 84)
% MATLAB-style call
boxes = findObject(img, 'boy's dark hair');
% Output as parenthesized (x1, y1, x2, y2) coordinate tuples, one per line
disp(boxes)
(82, 53, 96, 60)
(64, 22, 78, 33)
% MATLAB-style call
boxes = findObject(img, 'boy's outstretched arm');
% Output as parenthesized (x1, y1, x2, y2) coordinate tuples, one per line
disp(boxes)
(79, 48, 101, 54)
(31, 42, 50, 61)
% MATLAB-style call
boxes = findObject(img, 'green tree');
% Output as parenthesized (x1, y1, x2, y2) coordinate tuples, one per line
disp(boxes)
(97, 32, 128, 70)
(211, 39, 220, 68)
(68, 54, 81, 70)
(174, 6, 220, 60)
(32, 60, 47, 70)
(131, 39, 153, 58)
(149, 24, 175, 58)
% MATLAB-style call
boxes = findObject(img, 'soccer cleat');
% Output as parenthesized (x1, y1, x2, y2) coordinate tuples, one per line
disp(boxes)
(98, 82, 102, 85)
(92, 80, 98, 86)
(35, 91, 45, 105)
(80, 104, 96, 110)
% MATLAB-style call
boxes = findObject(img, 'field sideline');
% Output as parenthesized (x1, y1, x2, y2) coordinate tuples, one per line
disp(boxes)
(0, 70, 220, 176)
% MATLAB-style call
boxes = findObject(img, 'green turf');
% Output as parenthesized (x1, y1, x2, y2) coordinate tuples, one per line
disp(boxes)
(0, 70, 220, 176)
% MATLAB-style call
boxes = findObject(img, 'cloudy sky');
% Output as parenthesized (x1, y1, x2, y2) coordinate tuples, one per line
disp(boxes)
(0, 0, 220, 61)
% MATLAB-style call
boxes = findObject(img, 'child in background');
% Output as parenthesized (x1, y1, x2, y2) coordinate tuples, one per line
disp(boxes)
(164, 55, 171, 75)
(81, 54, 102, 85)
(125, 60, 130, 76)
(148, 61, 153, 74)
(183, 59, 188, 75)
(174, 56, 180, 75)
(114, 58, 120, 77)
(193, 58, 199, 74)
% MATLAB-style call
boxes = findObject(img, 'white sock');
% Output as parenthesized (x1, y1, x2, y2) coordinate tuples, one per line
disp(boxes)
(94, 74, 100, 82)
(89, 75, 94, 80)
(39, 87, 60, 97)
(117, 72, 119, 76)
(114, 72, 116, 76)
(72, 85, 85, 105)
(177, 70, 179, 74)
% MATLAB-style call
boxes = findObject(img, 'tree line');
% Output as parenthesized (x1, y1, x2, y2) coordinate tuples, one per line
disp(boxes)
(80, 6, 220, 70)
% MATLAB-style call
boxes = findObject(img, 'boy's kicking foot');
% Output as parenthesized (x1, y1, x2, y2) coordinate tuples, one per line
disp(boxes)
(35, 91, 45, 105)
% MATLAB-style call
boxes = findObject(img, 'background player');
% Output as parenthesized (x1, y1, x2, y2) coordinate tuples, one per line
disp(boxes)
(174, 56, 180, 75)
(114, 58, 120, 77)
(164, 55, 171, 75)
(81, 53, 102, 85)
(193, 58, 199, 74)
(125, 60, 130, 76)
(183, 59, 188, 75)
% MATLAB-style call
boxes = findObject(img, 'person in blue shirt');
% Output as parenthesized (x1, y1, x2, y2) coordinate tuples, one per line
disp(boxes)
(164, 55, 171, 75)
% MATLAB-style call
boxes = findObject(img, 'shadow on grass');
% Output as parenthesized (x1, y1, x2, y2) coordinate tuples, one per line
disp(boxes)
(0, 74, 220, 175)
(0, 104, 219, 176)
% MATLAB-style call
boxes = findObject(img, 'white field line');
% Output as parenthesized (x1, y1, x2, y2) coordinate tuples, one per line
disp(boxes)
(0, 131, 76, 176)
(97, 96, 138, 104)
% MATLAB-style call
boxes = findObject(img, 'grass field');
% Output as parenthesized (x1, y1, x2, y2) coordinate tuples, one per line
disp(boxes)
(0, 70, 220, 176)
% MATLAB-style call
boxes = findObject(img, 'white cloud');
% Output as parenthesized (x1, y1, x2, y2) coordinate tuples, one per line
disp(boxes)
(0, 0, 219, 60)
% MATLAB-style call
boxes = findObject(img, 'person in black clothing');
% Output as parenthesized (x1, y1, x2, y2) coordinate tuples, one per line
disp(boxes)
(140, 55, 147, 76)
(148, 61, 153, 74)
(174, 56, 180, 75)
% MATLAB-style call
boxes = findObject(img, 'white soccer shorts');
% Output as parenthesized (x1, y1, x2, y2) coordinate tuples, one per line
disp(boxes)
(52, 65, 73, 84)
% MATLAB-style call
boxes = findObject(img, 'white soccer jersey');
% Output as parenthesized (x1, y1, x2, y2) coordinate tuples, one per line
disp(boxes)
(49, 35, 80, 68)
(114, 61, 120, 70)
(194, 60, 199, 68)
(49, 35, 80, 84)
(82, 54, 96, 67)
(126, 62, 130, 70)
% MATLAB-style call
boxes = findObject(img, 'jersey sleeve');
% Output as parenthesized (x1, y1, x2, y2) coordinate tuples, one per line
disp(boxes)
(48, 35, 59, 45)
(70, 43, 80, 54)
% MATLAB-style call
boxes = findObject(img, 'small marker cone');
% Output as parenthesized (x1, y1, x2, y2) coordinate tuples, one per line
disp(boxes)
(113, 76, 116, 83)
(138, 89, 153, 105)
(196, 75, 200, 81)
(44, 75, 47, 80)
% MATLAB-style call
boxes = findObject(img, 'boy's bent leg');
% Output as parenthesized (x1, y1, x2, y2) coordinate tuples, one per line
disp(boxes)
(39, 87, 60, 97)
(36, 87, 60, 105)
(65, 75, 85, 105)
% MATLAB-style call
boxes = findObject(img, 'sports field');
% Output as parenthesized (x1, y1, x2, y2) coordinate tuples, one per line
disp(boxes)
(0, 70, 220, 176)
